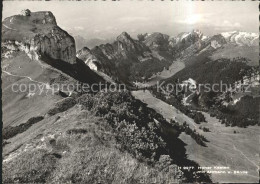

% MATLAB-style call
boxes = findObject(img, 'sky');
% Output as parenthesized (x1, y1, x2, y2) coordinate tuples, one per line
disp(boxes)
(2, 1, 259, 40)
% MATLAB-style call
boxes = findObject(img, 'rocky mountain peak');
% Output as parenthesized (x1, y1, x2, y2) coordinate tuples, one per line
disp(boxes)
(2, 10, 76, 64)
(143, 32, 170, 51)
(172, 29, 203, 45)
(209, 34, 227, 44)
(81, 46, 91, 52)
(145, 32, 170, 42)
(114, 32, 150, 55)
(76, 47, 91, 58)
(28, 11, 57, 25)
(191, 29, 203, 37)
(116, 32, 133, 42)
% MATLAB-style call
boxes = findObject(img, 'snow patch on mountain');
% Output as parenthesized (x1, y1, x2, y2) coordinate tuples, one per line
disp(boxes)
(180, 33, 190, 41)
(202, 35, 209, 41)
(174, 29, 203, 43)
(221, 31, 258, 46)
(210, 40, 222, 49)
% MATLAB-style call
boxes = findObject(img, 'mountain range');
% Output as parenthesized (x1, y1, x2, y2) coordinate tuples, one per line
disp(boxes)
(72, 35, 115, 50)
(2, 10, 259, 183)
(76, 29, 258, 84)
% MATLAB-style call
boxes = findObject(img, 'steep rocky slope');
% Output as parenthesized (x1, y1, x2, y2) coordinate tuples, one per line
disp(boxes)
(77, 32, 173, 83)
(2, 10, 76, 64)
(1, 10, 106, 131)
(2, 10, 105, 84)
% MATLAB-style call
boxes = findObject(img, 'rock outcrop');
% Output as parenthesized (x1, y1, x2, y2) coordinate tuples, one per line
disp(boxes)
(21, 9, 31, 16)
(115, 32, 151, 58)
(2, 10, 76, 64)
(76, 47, 98, 71)
(143, 32, 170, 51)
(206, 34, 227, 49)
(168, 29, 204, 56)
(77, 32, 168, 83)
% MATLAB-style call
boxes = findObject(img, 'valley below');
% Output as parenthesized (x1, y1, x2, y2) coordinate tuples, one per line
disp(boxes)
(2, 7, 260, 184)
(134, 59, 185, 87)
(132, 90, 260, 183)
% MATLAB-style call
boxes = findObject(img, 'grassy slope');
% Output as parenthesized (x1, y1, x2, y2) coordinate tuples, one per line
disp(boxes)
(2, 49, 105, 126)
(211, 44, 259, 66)
(1, 53, 65, 127)
(3, 106, 173, 183)
(166, 56, 251, 85)
(133, 91, 259, 183)
(3, 89, 215, 183)
(180, 112, 260, 183)
(2, 94, 184, 183)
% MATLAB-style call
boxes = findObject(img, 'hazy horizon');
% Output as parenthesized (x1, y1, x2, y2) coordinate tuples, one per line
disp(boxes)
(2, 1, 259, 40)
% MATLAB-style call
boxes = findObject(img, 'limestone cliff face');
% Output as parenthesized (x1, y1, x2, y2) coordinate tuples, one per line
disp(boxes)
(76, 47, 98, 71)
(2, 11, 76, 64)
(29, 27, 76, 63)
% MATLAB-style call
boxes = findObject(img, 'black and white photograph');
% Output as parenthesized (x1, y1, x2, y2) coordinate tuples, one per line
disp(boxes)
(1, 1, 259, 183)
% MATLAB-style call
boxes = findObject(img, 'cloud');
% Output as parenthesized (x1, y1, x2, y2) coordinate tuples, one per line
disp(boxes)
(57, 25, 85, 32)
(220, 20, 241, 28)
(213, 20, 242, 31)
(74, 26, 84, 31)
(175, 14, 210, 25)
(177, 14, 205, 25)
(234, 22, 241, 27)
(94, 29, 101, 33)
(175, 14, 242, 31)
(119, 16, 149, 23)
(104, 26, 118, 31)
